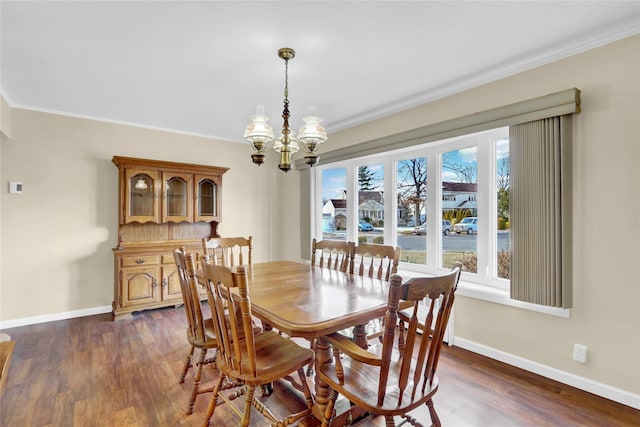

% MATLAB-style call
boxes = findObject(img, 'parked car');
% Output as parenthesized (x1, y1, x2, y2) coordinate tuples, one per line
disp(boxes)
(442, 220, 452, 235)
(358, 219, 374, 231)
(454, 216, 478, 234)
(414, 220, 452, 236)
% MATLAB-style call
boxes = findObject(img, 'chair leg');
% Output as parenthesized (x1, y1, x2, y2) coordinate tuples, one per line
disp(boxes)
(426, 399, 441, 427)
(321, 389, 339, 427)
(307, 339, 316, 376)
(187, 348, 206, 415)
(204, 374, 225, 426)
(401, 414, 423, 426)
(384, 415, 395, 427)
(241, 385, 256, 427)
(180, 344, 195, 383)
(297, 367, 313, 410)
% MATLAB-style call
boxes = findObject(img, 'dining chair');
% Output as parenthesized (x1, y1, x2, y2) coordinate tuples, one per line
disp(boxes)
(397, 262, 464, 342)
(350, 243, 401, 341)
(201, 236, 252, 266)
(307, 238, 355, 375)
(350, 242, 400, 280)
(201, 261, 315, 427)
(318, 267, 461, 427)
(311, 238, 355, 272)
(0, 334, 15, 397)
(173, 248, 218, 415)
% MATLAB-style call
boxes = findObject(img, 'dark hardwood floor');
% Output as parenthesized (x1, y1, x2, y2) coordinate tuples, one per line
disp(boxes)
(1, 305, 638, 426)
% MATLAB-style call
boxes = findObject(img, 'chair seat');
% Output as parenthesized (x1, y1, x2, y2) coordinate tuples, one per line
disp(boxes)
(186, 318, 218, 348)
(224, 330, 314, 386)
(318, 342, 439, 415)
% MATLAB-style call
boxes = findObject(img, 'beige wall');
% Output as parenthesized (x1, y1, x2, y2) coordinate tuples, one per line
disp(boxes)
(0, 110, 282, 320)
(0, 96, 11, 139)
(288, 35, 640, 396)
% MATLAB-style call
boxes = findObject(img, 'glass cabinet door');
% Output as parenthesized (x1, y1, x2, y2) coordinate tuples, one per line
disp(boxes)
(195, 175, 220, 221)
(162, 172, 192, 222)
(124, 169, 160, 223)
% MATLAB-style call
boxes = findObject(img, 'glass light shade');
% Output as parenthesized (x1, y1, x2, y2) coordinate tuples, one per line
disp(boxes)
(135, 179, 148, 190)
(244, 105, 274, 151)
(273, 131, 300, 154)
(298, 108, 327, 153)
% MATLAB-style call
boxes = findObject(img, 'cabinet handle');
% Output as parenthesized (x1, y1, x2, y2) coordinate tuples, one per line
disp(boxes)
(152, 280, 158, 288)
(162, 278, 167, 287)
(135, 259, 145, 264)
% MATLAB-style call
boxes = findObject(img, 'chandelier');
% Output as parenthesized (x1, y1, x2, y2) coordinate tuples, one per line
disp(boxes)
(244, 48, 328, 172)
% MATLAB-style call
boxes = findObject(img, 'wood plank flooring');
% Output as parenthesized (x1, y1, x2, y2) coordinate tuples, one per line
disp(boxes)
(1, 306, 638, 426)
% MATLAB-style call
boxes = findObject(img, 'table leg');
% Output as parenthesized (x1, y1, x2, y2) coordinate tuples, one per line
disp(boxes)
(311, 337, 332, 422)
(352, 324, 368, 349)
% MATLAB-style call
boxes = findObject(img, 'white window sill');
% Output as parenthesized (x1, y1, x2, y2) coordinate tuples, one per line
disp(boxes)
(397, 267, 571, 318)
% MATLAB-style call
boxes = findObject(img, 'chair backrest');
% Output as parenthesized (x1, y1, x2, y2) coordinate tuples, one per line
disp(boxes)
(202, 236, 252, 267)
(311, 239, 354, 273)
(201, 261, 257, 377)
(173, 248, 210, 344)
(350, 243, 400, 281)
(377, 267, 461, 406)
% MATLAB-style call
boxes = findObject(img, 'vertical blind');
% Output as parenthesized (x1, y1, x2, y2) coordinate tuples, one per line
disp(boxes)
(510, 116, 573, 308)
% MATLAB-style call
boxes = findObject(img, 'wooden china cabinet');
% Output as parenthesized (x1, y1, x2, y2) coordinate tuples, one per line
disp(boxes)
(112, 156, 228, 320)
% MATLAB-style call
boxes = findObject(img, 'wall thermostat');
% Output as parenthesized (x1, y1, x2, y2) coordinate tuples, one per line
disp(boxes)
(9, 181, 23, 194)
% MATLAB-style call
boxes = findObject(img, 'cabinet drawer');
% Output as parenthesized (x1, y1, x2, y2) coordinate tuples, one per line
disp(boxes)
(121, 256, 159, 267)
(162, 254, 180, 265)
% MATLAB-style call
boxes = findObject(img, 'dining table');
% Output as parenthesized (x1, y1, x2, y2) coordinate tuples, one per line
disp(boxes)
(225, 260, 403, 426)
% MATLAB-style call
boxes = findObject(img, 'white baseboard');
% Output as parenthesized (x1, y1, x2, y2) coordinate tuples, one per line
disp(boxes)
(453, 337, 640, 410)
(0, 306, 112, 330)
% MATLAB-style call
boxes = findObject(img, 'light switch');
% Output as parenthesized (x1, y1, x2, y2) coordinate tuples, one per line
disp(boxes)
(9, 181, 23, 194)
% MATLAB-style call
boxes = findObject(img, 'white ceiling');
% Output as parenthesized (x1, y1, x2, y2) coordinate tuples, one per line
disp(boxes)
(1, 1, 639, 143)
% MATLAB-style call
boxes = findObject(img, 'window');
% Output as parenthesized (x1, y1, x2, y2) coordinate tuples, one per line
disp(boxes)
(320, 167, 347, 241)
(396, 156, 427, 265)
(305, 89, 577, 311)
(442, 146, 478, 272)
(496, 138, 510, 280)
(358, 164, 385, 244)
(314, 127, 510, 291)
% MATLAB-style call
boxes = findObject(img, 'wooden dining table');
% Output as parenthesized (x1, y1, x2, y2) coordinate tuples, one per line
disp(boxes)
(226, 260, 400, 425)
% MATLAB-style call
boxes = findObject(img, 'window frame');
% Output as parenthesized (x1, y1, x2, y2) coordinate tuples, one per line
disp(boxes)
(303, 89, 578, 317)
(313, 127, 510, 292)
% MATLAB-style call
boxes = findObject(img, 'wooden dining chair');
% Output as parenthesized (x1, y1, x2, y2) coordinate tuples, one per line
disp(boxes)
(173, 248, 218, 415)
(397, 262, 464, 340)
(0, 334, 15, 397)
(311, 238, 355, 272)
(350, 243, 401, 341)
(318, 267, 461, 427)
(307, 239, 355, 375)
(351, 242, 400, 280)
(201, 236, 252, 266)
(201, 261, 315, 427)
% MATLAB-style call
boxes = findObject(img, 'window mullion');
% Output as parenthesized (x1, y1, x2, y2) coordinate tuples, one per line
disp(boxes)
(477, 141, 492, 281)
(346, 164, 357, 242)
(426, 152, 438, 272)
(386, 157, 396, 247)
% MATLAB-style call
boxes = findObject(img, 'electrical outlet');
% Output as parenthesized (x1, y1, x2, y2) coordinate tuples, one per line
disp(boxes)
(9, 181, 23, 194)
(573, 343, 588, 363)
